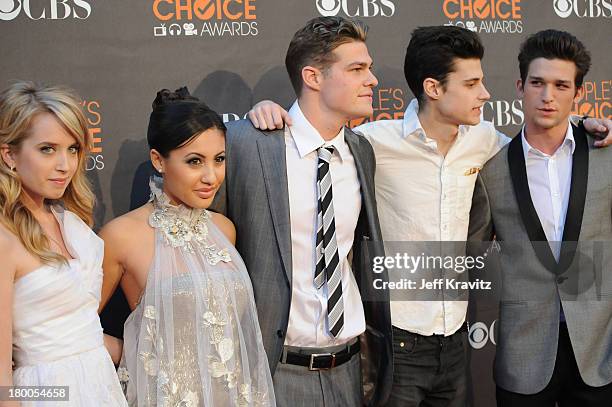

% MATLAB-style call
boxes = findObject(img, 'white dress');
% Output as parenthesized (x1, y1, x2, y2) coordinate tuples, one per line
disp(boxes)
(119, 178, 275, 406)
(12, 205, 127, 406)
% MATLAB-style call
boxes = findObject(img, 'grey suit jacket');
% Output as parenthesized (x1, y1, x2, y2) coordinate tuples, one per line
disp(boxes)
(468, 124, 612, 394)
(211, 120, 393, 406)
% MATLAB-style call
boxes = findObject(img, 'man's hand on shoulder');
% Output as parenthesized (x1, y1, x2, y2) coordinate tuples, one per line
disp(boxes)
(584, 117, 612, 147)
(248, 100, 292, 130)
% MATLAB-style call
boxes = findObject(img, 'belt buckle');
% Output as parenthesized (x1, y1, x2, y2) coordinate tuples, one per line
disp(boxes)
(308, 353, 336, 370)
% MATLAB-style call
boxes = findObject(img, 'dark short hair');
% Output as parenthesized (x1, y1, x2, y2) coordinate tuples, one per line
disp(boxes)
(518, 29, 591, 88)
(147, 87, 226, 157)
(285, 16, 368, 97)
(404, 26, 484, 105)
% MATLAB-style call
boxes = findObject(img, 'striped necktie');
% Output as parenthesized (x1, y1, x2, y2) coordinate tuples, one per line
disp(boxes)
(314, 145, 344, 338)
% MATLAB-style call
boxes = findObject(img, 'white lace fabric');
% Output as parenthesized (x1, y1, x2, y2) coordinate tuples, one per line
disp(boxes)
(119, 177, 275, 406)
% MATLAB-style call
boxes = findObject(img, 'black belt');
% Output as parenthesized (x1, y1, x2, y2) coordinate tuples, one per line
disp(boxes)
(281, 340, 360, 370)
(392, 322, 468, 338)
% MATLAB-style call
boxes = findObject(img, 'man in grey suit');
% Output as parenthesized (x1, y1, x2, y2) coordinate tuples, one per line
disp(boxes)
(468, 30, 612, 406)
(212, 17, 392, 407)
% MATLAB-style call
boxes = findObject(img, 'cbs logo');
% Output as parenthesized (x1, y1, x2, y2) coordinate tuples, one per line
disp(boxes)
(482, 99, 524, 127)
(553, 0, 612, 18)
(0, 0, 91, 21)
(316, 0, 396, 17)
(468, 321, 497, 349)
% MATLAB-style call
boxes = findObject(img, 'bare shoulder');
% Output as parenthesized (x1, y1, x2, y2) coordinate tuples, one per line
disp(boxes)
(0, 222, 16, 253)
(209, 211, 236, 244)
(0, 221, 18, 277)
(99, 204, 153, 248)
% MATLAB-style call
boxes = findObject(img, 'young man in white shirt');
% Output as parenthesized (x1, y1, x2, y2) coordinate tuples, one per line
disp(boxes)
(247, 26, 611, 407)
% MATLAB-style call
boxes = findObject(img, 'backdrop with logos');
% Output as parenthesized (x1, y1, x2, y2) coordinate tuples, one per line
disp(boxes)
(1, 1, 610, 405)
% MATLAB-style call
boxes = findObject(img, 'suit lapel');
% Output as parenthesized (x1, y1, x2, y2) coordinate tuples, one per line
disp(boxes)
(256, 129, 293, 284)
(508, 133, 558, 272)
(508, 125, 589, 274)
(558, 124, 589, 272)
(345, 128, 372, 206)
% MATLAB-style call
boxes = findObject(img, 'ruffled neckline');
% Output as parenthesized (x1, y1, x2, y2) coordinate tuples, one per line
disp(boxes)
(148, 176, 210, 224)
(147, 177, 230, 265)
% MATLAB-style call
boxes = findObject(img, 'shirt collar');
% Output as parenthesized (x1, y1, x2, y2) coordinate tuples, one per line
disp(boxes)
(521, 119, 576, 159)
(402, 98, 469, 141)
(287, 100, 348, 161)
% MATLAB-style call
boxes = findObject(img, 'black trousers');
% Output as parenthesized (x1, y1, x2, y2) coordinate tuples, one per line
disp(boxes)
(386, 325, 468, 407)
(497, 322, 612, 407)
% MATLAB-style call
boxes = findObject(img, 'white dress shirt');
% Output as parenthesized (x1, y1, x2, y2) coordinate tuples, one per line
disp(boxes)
(284, 101, 365, 347)
(355, 99, 510, 336)
(521, 122, 575, 261)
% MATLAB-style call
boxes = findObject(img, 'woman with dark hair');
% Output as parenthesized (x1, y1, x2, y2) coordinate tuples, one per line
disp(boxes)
(99, 88, 274, 406)
(0, 81, 127, 406)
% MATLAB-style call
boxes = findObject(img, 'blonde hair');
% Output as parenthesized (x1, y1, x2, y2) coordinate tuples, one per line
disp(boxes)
(0, 81, 94, 264)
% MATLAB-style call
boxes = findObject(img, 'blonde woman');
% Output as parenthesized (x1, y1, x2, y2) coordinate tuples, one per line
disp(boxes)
(0, 81, 127, 406)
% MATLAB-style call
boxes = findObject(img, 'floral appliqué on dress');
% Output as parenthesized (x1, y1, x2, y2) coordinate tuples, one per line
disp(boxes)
(117, 177, 269, 406)
(148, 180, 231, 263)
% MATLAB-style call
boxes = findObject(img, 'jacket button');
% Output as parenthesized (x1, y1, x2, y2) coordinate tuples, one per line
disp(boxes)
(276, 330, 284, 338)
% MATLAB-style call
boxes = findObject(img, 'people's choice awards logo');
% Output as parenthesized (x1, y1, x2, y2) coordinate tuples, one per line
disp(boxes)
(0, 0, 91, 21)
(81, 98, 105, 171)
(573, 80, 611, 119)
(316, 0, 396, 18)
(553, 0, 612, 18)
(152, 0, 258, 38)
(468, 321, 497, 349)
(442, 0, 523, 34)
(349, 86, 406, 127)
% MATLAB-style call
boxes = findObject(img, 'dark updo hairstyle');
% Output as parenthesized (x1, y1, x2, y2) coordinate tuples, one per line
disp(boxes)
(147, 87, 226, 157)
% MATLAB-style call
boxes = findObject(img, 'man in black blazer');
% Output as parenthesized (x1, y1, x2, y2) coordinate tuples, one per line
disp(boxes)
(468, 30, 612, 406)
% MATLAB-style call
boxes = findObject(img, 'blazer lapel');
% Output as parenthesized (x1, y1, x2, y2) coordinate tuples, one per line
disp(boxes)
(558, 124, 589, 272)
(507, 133, 557, 272)
(256, 129, 293, 284)
(508, 126, 589, 274)
(345, 128, 372, 206)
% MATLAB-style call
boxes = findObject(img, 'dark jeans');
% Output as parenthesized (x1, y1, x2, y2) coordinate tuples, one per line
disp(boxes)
(387, 325, 468, 407)
(496, 322, 612, 407)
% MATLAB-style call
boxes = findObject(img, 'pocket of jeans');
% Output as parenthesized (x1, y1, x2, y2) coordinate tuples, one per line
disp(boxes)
(393, 335, 418, 355)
